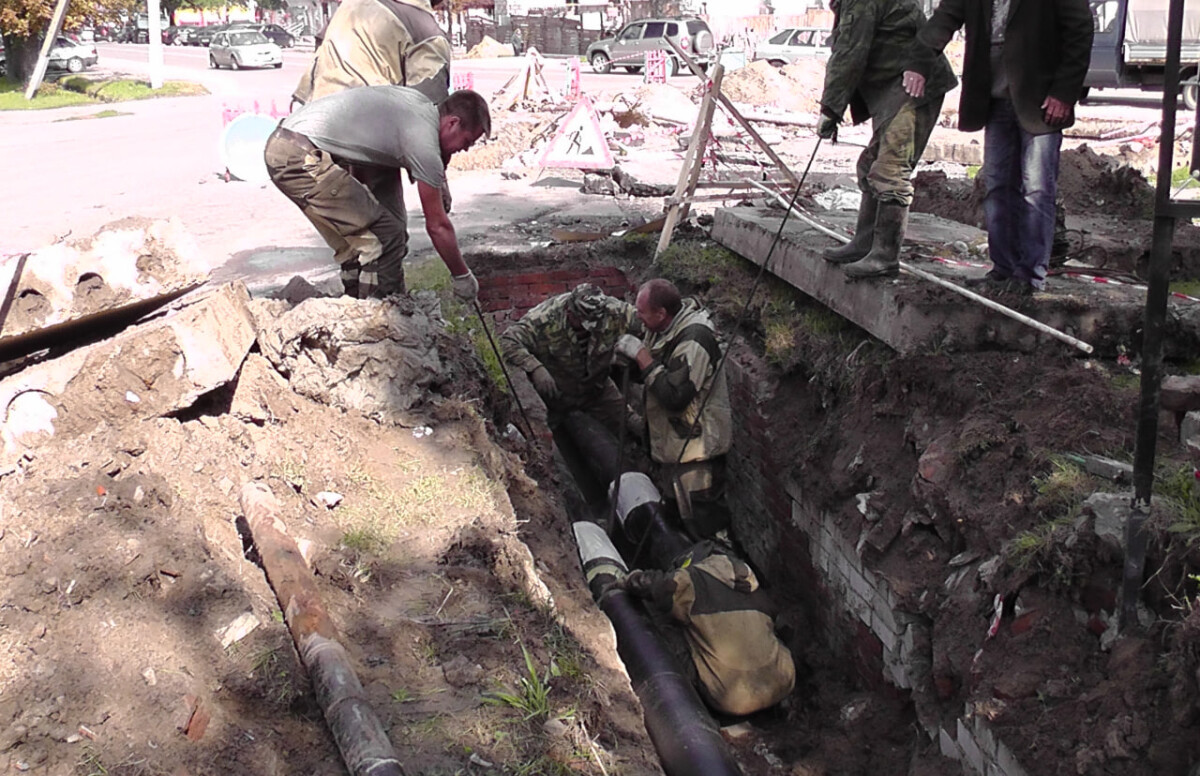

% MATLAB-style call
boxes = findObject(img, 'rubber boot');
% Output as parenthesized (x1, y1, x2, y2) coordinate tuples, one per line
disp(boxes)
(822, 190, 877, 264)
(844, 202, 907, 279)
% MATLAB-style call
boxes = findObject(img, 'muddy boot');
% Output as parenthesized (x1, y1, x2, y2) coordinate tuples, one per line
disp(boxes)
(822, 190, 877, 264)
(844, 202, 907, 279)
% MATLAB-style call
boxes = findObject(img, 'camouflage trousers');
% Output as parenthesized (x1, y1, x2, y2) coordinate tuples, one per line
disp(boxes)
(264, 126, 407, 299)
(658, 456, 729, 541)
(856, 88, 945, 207)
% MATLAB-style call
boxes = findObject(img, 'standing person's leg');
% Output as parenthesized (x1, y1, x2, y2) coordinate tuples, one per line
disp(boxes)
(981, 98, 1023, 282)
(844, 94, 942, 278)
(1013, 129, 1063, 291)
(823, 140, 879, 264)
(355, 166, 408, 297)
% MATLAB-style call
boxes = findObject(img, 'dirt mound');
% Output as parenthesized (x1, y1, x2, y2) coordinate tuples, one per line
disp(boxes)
(778, 59, 825, 114)
(450, 113, 549, 171)
(465, 35, 513, 59)
(619, 82, 698, 124)
(720, 60, 793, 107)
(1057, 144, 1155, 218)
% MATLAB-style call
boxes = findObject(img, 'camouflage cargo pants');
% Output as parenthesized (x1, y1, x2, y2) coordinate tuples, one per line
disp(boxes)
(264, 126, 407, 299)
(856, 87, 945, 207)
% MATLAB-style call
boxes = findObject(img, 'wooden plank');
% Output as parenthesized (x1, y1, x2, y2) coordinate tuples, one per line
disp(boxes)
(666, 39, 801, 188)
(24, 0, 73, 100)
(655, 63, 725, 259)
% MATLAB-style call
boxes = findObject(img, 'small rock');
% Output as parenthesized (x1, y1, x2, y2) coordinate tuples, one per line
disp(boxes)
(1160, 375, 1200, 413)
(468, 753, 494, 768)
(314, 491, 343, 509)
(542, 718, 569, 738)
(218, 477, 235, 498)
(720, 722, 755, 739)
(581, 173, 615, 196)
(216, 612, 260, 649)
(143, 668, 158, 686)
(65, 734, 81, 744)
(125, 391, 141, 404)
(440, 654, 485, 688)
(29, 623, 46, 639)
(133, 486, 145, 503)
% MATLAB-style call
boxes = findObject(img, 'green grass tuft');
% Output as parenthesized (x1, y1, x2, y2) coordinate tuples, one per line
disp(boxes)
(59, 76, 208, 102)
(0, 80, 95, 110)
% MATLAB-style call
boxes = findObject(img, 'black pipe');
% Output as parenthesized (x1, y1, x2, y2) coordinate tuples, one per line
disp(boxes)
(573, 523, 744, 776)
(561, 411, 622, 484)
(611, 472, 693, 570)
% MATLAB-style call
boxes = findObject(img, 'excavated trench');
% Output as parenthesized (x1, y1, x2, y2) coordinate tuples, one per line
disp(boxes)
(473, 233, 1200, 776)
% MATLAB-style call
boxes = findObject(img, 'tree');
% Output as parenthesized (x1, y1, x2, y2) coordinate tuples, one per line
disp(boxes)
(1, 0, 137, 84)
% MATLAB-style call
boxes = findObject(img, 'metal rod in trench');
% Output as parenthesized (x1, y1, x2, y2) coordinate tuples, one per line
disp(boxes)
(671, 138, 825, 469)
(742, 180, 1095, 355)
(472, 300, 535, 441)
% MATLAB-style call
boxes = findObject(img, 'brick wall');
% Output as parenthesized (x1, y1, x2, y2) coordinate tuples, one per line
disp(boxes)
(725, 348, 1030, 776)
(478, 267, 634, 328)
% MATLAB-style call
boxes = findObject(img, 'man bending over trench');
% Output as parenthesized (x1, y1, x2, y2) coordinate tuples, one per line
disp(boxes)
(265, 87, 488, 302)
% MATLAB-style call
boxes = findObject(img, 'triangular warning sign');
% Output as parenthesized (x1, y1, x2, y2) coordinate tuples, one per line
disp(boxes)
(540, 95, 614, 171)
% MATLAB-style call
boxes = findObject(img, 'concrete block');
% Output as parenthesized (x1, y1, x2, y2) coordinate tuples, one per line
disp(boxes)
(871, 591, 900, 637)
(1081, 492, 1133, 552)
(612, 153, 681, 197)
(957, 718, 985, 775)
(939, 727, 962, 761)
(1078, 454, 1134, 483)
(994, 741, 1030, 776)
(848, 563, 874, 602)
(710, 207, 1154, 357)
(923, 137, 985, 166)
(1161, 375, 1200, 413)
(0, 218, 207, 344)
(1182, 411, 1200, 448)
(972, 715, 999, 759)
(1, 282, 254, 467)
(882, 647, 911, 688)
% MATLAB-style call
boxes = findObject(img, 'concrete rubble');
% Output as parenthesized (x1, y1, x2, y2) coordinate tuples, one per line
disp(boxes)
(0, 217, 208, 347)
(1, 281, 256, 469)
(254, 295, 442, 422)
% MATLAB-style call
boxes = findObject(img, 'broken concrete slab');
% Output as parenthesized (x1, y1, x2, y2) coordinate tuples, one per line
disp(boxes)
(1161, 375, 1200, 413)
(613, 153, 682, 197)
(0, 218, 208, 344)
(230, 353, 298, 425)
(255, 296, 441, 421)
(0, 282, 255, 467)
(710, 206, 1184, 356)
(1080, 492, 1132, 554)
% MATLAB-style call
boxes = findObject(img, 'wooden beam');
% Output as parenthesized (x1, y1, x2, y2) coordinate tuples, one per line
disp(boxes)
(24, 0, 73, 100)
(655, 63, 725, 259)
(666, 39, 801, 188)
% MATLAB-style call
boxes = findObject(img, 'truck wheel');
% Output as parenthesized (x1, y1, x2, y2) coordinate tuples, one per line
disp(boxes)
(1184, 83, 1198, 112)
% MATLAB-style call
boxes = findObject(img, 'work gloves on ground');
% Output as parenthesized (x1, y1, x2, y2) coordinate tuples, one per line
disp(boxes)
(529, 365, 560, 401)
(615, 334, 644, 362)
(817, 112, 839, 141)
(452, 270, 479, 303)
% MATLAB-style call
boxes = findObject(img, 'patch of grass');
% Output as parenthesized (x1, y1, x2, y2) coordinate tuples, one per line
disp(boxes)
(1170, 279, 1200, 299)
(544, 624, 586, 683)
(966, 164, 981, 180)
(59, 76, 209, 102)
(391, 687, 416, 703)
(485, 644, 556, 721)
(1033, 455, 1091, 515)
(1008, 514, 1075, 573)
(55, 108, 130, 121)
(341, 525, 387, 553)
(77, 750, 109, 776)
(1155, 463, 1200, 541)
(249, 646, 297, 707)
(0, 80, 95, 110)
(656, 240, 743, 287)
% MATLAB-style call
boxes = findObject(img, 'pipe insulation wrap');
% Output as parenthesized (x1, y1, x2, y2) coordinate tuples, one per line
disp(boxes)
(610, 472, 661, 525)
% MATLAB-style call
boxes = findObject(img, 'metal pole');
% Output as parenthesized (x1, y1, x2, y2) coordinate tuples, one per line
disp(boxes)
(147, 0, 165, 89)
(472, 300, 535, 442)
(1124, 0, 1187, 631)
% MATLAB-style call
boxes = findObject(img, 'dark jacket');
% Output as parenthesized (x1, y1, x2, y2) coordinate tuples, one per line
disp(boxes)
(822, 0, 957, 125)
(909, 0, 1094, 134)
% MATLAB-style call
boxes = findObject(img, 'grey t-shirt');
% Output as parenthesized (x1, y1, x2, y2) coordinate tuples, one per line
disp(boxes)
(281, 85, 446, 189)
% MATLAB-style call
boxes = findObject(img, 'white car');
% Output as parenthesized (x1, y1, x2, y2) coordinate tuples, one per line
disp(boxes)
(753, 27, 831, 66)
(208, 30, 282, 70)
(50, 36, 98, 73)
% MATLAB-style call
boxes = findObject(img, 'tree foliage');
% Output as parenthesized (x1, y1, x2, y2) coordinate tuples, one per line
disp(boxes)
(2, 0, 137, 83)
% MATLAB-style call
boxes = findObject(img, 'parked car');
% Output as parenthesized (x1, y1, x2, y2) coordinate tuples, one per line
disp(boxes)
(191, 24, 228, 47)
(49, 36, 98, 72)
(0, 41, 6, 78)
(93, 23, 120, 42)
(247, 23, 295, 48)
(752, 27, 831, 65)
(586, 17, 715, 76)
(208, 29, 282, 69)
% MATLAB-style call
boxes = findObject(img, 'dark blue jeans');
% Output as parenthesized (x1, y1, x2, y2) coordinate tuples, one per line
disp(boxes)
(982, 98, 1063, 289)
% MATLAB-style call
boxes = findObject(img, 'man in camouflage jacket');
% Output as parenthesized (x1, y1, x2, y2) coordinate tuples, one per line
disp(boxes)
(621, 541, 795, 716)
(500, 284, 644, 433)
(291, 0, 454, 296)
(615, 279, 731, 539)
(817, 0, 957, 278)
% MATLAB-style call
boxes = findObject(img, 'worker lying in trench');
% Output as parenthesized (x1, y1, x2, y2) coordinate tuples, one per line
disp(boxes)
(620, 540, 795, 716)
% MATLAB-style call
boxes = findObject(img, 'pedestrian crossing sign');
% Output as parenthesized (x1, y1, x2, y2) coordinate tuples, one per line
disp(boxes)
(540, 95, 614, 171)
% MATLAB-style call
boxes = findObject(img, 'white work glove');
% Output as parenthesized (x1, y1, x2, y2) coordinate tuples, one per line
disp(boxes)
(452, 270, 479, 303)
(615, 334, 643, 362)
(529, 365, 560, 401)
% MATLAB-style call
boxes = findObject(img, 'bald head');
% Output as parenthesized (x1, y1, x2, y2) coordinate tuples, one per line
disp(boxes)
(635, 278, 682, 333)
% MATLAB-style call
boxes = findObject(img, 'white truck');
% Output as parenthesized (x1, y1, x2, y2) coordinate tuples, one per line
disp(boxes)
(1085, 0, 1200, 109)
